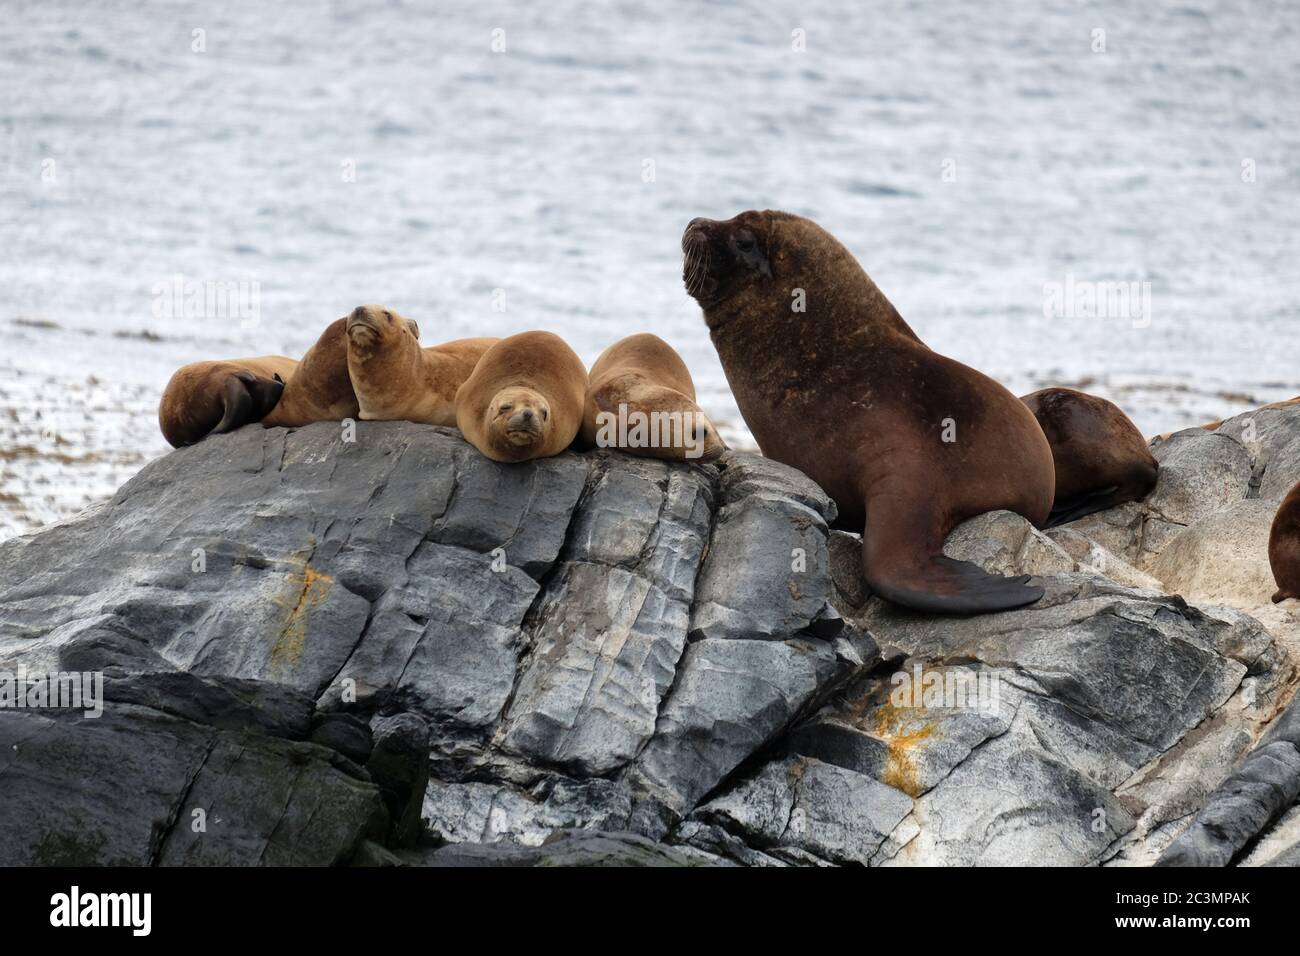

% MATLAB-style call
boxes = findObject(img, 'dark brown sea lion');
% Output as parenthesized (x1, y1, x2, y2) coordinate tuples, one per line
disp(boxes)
(261, 318, 361, 427)
(345, 304, 498, 426)
(1270, 481, 1300, 603)
(159, 356, 296, 447)
(580, 333, 726, 462)
(1021, 387, 1159, 525)
(455, 331, 588, 463)
(682, 209, 1055, 613)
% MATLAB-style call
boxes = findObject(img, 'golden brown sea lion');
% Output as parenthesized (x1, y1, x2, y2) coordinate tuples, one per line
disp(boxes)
(260, 318, 360, 427)
(455, 331, 587, 463)
(1021, 387, 1159, 525)
(1270, 481, 1300, 603)
(159, 356, 297, 448)
(682, 210, 1055, 613)
(344, 304, 498, 426)
(579, 333, 726, 462)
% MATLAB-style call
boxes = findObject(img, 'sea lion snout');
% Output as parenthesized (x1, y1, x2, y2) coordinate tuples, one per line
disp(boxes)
(345, 306, 381, 345)
(506, 407, 543, 443)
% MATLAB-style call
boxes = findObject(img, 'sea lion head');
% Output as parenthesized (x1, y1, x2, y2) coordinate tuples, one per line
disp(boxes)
(487, 386, 552, 459)
(681, 210, 869, 330)
(345, 304, 419, 354)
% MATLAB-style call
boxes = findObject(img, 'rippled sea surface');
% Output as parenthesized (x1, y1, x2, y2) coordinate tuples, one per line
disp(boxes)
(2, 0, 1298, 538)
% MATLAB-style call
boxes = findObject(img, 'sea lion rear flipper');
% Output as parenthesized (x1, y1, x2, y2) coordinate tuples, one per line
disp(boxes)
(863, 498, 1044, 614)
(869, 555, 1044, 614)
(212, 374, 256, 435)
(1045, 485, 1122, 527)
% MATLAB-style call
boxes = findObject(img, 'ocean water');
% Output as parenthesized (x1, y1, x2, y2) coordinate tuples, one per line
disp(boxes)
(2, 0, 1298, 538)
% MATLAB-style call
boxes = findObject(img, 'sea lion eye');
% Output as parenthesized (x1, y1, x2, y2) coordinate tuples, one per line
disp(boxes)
(735, 235, 756, 253)
(541, 409, 548, 421)
(499, 403, 513, 414)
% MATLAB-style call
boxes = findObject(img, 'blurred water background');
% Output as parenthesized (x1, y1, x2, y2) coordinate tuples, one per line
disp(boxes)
(2, 0, 1297, 538)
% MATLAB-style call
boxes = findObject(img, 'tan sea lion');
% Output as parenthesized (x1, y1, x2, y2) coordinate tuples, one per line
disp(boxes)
(159, 356, 297, 448)
(455, 331, 587, 463)
(344, 304, 498, 426)
(579, 333, 726, 462)
(1270, 480, 1300, 603)
(682, 210, 1055, 613)
(261, 318, 361, 427)
(1021, 387, 1159, 525)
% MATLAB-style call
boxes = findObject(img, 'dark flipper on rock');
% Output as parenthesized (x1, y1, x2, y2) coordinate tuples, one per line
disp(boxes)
(1045, 485, 1121, 527)
(866, 554, 1044, 614)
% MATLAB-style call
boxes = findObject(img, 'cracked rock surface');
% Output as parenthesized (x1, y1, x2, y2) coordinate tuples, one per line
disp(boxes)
(1, 413, 1298, 866)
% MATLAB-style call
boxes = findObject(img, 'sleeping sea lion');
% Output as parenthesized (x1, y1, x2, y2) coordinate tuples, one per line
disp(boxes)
(455, 331, 587, 463)
(159, 356, 296, 447)
(580, 333, 726, 462)
(1021, 387, 1159, 525)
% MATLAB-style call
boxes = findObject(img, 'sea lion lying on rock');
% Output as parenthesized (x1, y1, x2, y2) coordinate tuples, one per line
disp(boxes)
(1021, 387, 1158, 526)
(580, 333, 726, 462)
(345, 304, 498, 427)
(455, 331, 588, 463)
(159, 356, 296, 447)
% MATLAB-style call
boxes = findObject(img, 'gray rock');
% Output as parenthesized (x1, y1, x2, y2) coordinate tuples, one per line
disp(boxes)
(409, 829, 724, 867)
(689, 755, 913, 865)
(690, 453, 837, 642)
(421, 777, 633, 847)
(3, 406, 1299, 868)
(1159, 690, 1300, 866)
(623, 636, 850, 816)
(0, 705, 385, 866)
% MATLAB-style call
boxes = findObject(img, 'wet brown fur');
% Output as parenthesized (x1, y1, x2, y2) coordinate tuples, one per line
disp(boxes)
(683, 209, 1055, 613)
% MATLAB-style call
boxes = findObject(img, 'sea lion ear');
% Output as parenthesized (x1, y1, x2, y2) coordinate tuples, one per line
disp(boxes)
(273, 373, 284, 384)
(406, 319, 420, 340)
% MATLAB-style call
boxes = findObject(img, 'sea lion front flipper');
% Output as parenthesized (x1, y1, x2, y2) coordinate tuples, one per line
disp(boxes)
(212, 373, 257, 435)
(1045, 485, 1122, 527)
(862, 497, 1044, 614)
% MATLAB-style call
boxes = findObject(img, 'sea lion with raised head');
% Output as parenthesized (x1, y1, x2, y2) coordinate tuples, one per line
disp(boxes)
(682, 209, 1055, 613)
(455, 331, 587, 463)
(260, 318, 362, 427)
(1021, 387, 1158, 525)
(580, 333, 726, 462)
(159, 356, 297, 447)
(1270, 480, 1300, 603)
(344, 304, 498, 426)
